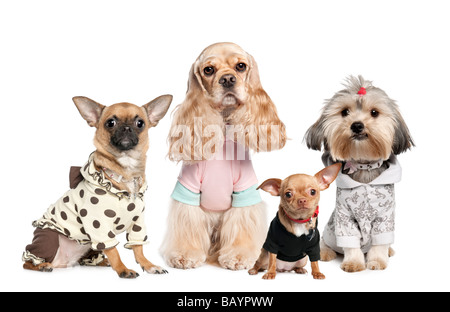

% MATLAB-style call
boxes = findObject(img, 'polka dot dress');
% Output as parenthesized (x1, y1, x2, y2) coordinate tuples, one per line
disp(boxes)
(32, 155, 148, 251)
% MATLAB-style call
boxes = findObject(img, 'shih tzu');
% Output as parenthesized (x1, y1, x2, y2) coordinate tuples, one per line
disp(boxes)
(304, 75, 414, 272)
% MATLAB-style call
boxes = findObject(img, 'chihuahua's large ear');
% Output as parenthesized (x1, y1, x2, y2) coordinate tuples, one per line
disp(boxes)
(314, 163, 342, 191)
(143, 94, 173, 127)
(257, 178, 282, 196)
(73, 96, 105, 127)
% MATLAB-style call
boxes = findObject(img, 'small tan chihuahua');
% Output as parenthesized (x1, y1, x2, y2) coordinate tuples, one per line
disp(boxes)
(22, 95, 172, 278)
(248, 163, 341, 280)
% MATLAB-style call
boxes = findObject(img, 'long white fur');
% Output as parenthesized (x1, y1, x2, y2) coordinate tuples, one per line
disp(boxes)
(160, 200, 267, 270)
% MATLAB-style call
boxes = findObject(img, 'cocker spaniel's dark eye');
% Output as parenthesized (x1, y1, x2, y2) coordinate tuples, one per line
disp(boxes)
(236, 63, 246, 72)
(341, 108, 350, 117)
(204, 66, 215, 76)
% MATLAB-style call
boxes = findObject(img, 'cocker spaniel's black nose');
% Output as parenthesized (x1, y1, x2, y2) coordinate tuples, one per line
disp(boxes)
(219, 74, 236, 88)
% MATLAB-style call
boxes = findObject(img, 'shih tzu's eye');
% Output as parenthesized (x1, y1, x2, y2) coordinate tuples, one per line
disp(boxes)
(310, 189, 317, 196)
(236, 63, 247, 72)
(203, 66, 215, 76)
(285, 191, 293, 199)
(341, 108, 350, 117)
(105, 119, 116, 128)
(135, 119, 145, 128)
(371, 109, 379, 117)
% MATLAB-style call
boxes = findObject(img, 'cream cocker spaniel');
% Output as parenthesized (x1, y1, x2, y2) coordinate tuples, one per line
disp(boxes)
(161, 42, 286, 270)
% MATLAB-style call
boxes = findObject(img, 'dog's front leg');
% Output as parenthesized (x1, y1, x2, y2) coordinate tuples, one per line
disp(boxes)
(341, 248, 365, 272)
(160, 200, 210, 269)
(103, 247, 138, 278)
(366, 244, 389, 270)
(132, 245, 168, 274)
(262, 252, 277, 280)
(310, 261, 325, 279)
(218, 203, 266, 270)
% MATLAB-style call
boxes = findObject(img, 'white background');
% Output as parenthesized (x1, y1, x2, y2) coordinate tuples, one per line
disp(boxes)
(1, 0, 449, 292)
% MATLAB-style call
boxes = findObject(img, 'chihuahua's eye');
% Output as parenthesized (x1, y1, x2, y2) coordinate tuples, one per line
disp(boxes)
(285, 191, 292, 199)
(310, 189, 317, 196)
(105, 119, 116, 128)
(341, 108, 350, 117)
(203, 66, 215, 76)
(236, 63, 246, 72)
(135, 119, 145, 128)
(371, 109, 379, 117)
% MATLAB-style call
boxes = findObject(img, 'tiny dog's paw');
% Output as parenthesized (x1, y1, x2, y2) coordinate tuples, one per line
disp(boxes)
(341, 260, 365, 273)
(312, 271, 326, 279)
(23, 261, 53, 272)
(262, 272, 276, 280)
(143, 265, 169, 274)
(294, 267, 307, 274)
(248, 267, 260, 275)
(118, 269, 139, 278)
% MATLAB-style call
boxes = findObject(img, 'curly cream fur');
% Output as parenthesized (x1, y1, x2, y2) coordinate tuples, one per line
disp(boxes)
(163, 43, 284, 270)
(168, 42, 286, 162)
(160, 200, 267, 270)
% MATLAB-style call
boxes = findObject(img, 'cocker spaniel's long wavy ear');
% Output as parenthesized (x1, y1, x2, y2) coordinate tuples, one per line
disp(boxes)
(229, 53, 286, 152)
(167, 63, 224, 163)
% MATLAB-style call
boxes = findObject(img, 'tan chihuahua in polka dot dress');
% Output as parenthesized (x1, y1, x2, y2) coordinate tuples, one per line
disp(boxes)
(22, 95, 172, 278)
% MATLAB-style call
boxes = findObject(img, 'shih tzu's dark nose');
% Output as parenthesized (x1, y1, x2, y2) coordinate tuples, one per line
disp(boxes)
(219, 74, 236, 88)
(351, 122, 365, 134)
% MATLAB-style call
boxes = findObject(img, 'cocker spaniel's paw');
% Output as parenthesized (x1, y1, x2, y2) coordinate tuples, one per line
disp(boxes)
(218, 248, 257, 270)
(166, 250, 206, 270)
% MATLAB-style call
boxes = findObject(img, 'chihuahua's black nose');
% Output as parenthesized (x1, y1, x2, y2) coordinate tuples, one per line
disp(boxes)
(122, 126, 132, 132)
(219, 74, 236, 88)
(351, 122, 365, 134)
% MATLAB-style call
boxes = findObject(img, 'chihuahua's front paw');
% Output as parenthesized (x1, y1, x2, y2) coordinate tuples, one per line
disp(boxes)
(166, 251, 206, 269)
(312, 271, 326, 279)
(143, 264, 168, 274)
(118, 269, 139, 278)
(262, 272, 276, 280)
